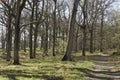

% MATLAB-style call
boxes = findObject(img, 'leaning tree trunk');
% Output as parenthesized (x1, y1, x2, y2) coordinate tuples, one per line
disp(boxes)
(62, 0, 80, 61)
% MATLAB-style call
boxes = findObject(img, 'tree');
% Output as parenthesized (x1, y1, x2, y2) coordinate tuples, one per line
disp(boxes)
(13, 0, 27, 64)
(0, 0, 13, 61)
(81, 0, 88, 56)
(99, 0, 114, 52)
(1, 27, 5, 50)
(53, 0, 57, 56)
(28, 0, 35, 59)
(62, 0, 80, 61)
(88, 0, 100, 53)
(1, 0, 27, 64)
(6, 8, 12, 61)
(44, 0, 49, 56)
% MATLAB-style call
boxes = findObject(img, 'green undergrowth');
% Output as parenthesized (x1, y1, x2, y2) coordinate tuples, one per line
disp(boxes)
(0, 51, 95, 80)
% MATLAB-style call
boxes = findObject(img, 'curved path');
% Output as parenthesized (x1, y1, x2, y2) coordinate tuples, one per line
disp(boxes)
(89, 54, 120, 80)
(78, 54, 120, 80)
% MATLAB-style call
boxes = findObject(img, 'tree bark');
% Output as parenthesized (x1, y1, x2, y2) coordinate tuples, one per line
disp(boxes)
(1, 28, 5, 50)
(23, 30, 26, 52)
(82, 28, 86, 56)
(6, 11, 12, 61)
(29, 1, 35, 59)
(13, 10, 21, 65)
(90, 30, 93, 53)
(53, 0, 57, 56)
(29, 19, 33, 58)
(62, 0, 80, 61)
(44, 21, 48, 56)
(100, 11, 104, 52)
(75, 26, 79, 52)
(33, 1, 38, 58)
(33, 24, 38, 58)
(82, 0, 88, 56)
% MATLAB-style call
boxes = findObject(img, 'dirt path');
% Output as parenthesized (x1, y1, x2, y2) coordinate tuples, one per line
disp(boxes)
(88, 54, 120, 80)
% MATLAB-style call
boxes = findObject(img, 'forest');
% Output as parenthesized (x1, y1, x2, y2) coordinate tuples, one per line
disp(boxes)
(0, 0, 120, 80)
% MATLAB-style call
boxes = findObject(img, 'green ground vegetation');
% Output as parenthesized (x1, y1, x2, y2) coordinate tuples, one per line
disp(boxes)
(0, 50, 120, 80)
(0, 50, 95, 80)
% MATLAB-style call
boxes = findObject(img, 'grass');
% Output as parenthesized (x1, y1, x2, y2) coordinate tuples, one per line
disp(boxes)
(0, 50, 95, 80)
(0, 49, 120, 80)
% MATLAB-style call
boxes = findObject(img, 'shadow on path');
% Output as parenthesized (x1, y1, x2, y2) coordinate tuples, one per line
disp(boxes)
(71, 68, 120, 80)
(73, 54, 120, 80)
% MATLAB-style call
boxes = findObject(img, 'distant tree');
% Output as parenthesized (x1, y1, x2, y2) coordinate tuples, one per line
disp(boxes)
(99, 0, 114, 52)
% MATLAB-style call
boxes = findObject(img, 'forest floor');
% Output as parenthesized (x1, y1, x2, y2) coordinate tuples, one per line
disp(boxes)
(0, 50, 120, 80)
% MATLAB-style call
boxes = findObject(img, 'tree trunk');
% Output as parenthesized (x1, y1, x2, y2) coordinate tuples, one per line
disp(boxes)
(6, 13, 12, 61)
(82, 0, 87, 56)
(53, 0, 57, 56)
(62, 32, 65, 53)
(33, 7, 38, 58)
(93, 30, 96, 52)
(62, 0, 80, 61)
(49, 28, 52, 49)
(90, 30, 93, 53)
(13, 0, 27, 65)
(29, 1, 35, 59)
(75, 26, 79, 52)
(40, 34, 44, 49)
(13, 12, 21, 65)
(1, 28, 5, 50)
(29, 21, 33, 58)
(24, 30, 26, 52)
(44, 22, 48, 56)
(33, 25, 38, 58)
(100, 11, 104, 52)
(82, 29, 86, 56)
